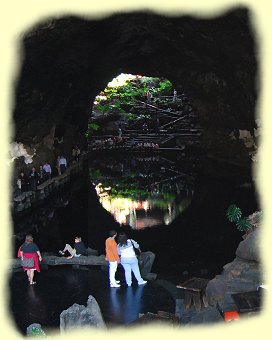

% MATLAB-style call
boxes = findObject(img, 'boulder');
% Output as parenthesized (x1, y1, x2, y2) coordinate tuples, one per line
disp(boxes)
(235, 228, 260, 262)
(206, 277, 226, 306)
(138, 251, 156, 279)
(206, 256, 262, 306)
(60, 295, 106, 332)
(26, 323, 46, 336)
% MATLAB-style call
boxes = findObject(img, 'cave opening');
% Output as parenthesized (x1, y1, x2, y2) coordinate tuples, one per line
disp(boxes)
(88, 73, 198, 229)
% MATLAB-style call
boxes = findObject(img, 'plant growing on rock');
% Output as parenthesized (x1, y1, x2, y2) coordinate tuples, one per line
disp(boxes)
(85, 122, 100, 138)
(226, 204, 242, 222)
(226, 204, 251, 232)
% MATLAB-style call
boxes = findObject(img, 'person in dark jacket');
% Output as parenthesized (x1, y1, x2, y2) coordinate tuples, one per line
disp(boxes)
(38, 165, 46, 184)
(28, 167, 40, 191)
(17, 170, 29, 192)
(59, 236, 87, 259)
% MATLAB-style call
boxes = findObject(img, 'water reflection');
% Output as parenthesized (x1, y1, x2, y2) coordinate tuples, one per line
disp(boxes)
(97, 194, 191, 229)
(89, 152, 197, 228)
(109, 286, 145, 324)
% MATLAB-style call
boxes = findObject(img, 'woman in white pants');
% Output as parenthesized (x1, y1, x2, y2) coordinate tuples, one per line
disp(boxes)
(117, 232, 147, 287)
(105, 230, 121, 288)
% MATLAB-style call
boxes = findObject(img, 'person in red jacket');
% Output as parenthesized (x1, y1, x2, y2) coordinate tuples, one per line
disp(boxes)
(18, 234, 42, 285)
(105, 230, 120, 288)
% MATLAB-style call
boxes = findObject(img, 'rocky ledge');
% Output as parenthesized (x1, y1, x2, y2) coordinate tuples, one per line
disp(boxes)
(10, 250, 157, 280)
(206, 227, 262, 309)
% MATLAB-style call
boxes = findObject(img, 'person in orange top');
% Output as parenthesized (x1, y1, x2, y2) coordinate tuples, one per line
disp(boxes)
(105, 230, 120, 288)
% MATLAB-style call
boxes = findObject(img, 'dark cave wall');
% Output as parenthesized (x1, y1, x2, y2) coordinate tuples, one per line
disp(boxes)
(12, 8, 257, 169)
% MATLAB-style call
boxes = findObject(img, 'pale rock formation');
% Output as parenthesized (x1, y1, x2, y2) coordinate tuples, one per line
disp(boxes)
(9, 141, 36, 164)
(59, 295, 106, 332)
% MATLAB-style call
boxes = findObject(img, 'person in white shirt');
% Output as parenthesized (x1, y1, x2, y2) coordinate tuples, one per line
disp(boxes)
(42, 162, 52, 180)
(59, 155, 67, 174)
(117, 232, 147, 287)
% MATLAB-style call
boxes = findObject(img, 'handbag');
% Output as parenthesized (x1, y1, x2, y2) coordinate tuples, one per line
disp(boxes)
(130, 239, 141, 256)
(21, 257, 34, 268)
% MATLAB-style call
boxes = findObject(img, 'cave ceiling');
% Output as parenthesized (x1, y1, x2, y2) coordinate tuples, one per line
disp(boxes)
(13, 8, 257, 145)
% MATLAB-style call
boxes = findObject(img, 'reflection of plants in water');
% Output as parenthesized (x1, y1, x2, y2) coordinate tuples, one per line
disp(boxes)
(97, 189, 191, 227)
(91, 174, 187, 202)
(150, 197, 190, 211)
(95, 179, 177, 202)
(111, 187, 148, 199)
(162, 192, 176, 201)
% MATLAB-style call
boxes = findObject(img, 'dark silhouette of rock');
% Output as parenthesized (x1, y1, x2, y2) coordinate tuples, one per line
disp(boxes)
(236, 228, 260, 261)
(60, 295, 106, 332)
(138, 251, 157, 280)
(10, 251, 156, 281)
(206, 228, 262, 307)
(13, 9, 257, 176)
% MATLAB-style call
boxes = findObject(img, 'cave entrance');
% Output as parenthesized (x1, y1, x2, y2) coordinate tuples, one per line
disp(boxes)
(88, 73, 200, 229)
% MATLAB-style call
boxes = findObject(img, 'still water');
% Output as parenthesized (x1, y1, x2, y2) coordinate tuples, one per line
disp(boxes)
(10, 149, 259, 334)
(89, 151, 197, 229)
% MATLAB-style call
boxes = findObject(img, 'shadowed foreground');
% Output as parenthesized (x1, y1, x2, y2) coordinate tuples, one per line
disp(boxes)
(9, 266, 174, 335)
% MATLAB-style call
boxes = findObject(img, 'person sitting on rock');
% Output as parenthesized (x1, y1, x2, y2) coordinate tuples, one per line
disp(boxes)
(59, 236, 87, 259)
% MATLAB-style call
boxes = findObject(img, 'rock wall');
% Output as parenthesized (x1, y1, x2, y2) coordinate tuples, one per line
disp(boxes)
(12, 8, 257, 169)
(206, 228, 262, 306)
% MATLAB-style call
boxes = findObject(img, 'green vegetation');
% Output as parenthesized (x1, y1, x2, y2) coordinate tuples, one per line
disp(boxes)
(235, 217, 251, 232)
(89, 169, 102, 179)
(226, 204, 251, 232)
(85, 122, 100, 138)
(86, 74, 174, 137)
(158, 79, 172, 92)
(226, 204, 242, 223)
(90, 173, 178, 203)
(28, 326, 46, 337)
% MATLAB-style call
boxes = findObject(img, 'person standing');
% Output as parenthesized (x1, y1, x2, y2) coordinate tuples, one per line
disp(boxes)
(72, 147, 77, 164)
(105, 230, 121, 288)
(43, 162, 52, 180)
(17, 170, 29, 192)
(173, 89, 177, 102)
(145, 90, 151, 103)
(18, 234, 42, 285)
(56, 156, 61, 175)
(75, 146, 81, 162)
(59, 155, 67, 174)
(28, 166, 40, 191)
(38, 165, 46, 184)
(117, 232, 147, 287)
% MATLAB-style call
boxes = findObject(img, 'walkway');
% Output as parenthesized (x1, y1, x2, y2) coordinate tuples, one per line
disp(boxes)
(88, 95, 201, 151)
(9, 267, 175, 335)
(12, 154, 86, 215)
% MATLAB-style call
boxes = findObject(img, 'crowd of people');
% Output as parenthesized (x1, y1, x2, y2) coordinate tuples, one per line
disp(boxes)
(15, 146, 81, 195)
(18, 230, 147, 288)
